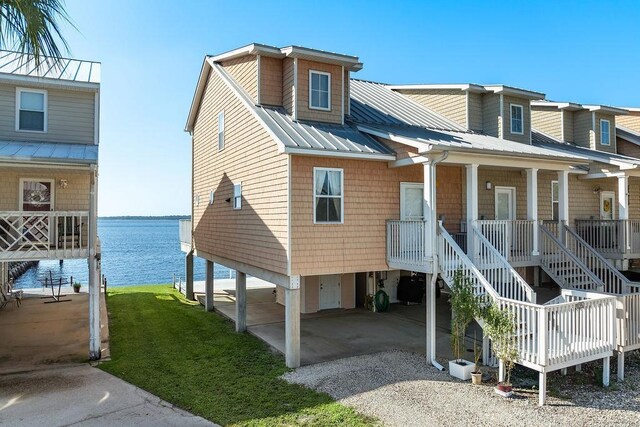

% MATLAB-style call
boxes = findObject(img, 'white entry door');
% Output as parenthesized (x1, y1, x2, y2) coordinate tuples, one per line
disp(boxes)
(319, 275, 341, 310)
(400, 183, 424, 221)
(494, 187, 516, 256)
(600, 191, 615, 220)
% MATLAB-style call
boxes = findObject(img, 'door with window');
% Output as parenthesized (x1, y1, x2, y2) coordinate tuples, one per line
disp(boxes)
(494, 187, 516, 257)
(20, 179, 53, 246)
(400, 183, 424, 220)
(319, 275, 341, 310)
(599, 191, 616, 249)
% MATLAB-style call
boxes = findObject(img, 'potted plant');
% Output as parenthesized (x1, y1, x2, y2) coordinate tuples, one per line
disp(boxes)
(448, 270, 480, 381)
(73, 282, 82, 293)
(471, 332, 482, 385)
(482, 302, 518, 397)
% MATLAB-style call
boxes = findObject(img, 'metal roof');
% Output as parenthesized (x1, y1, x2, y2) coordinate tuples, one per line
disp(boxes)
(0, 51, 100, 84)
(0, 140, 98, 165)
(617, 126, 640, 147)
(349, 79, 469, 132)
(359, 124, 587, 161)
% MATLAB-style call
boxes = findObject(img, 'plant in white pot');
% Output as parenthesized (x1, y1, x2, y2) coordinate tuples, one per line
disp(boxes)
(471, 332, 482, 385)
(483, 302, 518, 397)
(448, 270, 480, 381)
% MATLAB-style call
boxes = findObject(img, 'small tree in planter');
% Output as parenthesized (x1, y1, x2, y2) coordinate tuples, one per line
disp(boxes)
(73, 282, 82, 293)
(448, 270, 480, 381)
(471, 332, 482, 385)
(483, 302, 518, 396)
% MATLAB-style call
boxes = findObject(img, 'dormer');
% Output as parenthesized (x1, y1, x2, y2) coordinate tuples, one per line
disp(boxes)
(531, 101, 627, 153)
(388, 84, 544, 144)
(210, 43, 362, 125)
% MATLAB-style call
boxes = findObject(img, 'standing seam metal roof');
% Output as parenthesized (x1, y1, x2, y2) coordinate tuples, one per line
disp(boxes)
(0, 140, 98, 164)
(0, 51, 100, 84)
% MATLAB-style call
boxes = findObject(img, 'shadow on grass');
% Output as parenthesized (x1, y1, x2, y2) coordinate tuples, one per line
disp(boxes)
(100, 285, 373, 426)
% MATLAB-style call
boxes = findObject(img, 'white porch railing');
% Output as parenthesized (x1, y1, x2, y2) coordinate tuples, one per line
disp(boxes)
(575, 219, 640, 258)
(179, 219, 192, 246)
(386, 220, 427, 271)
(0, 211, 89, 261)
(476, 220, 535, 264)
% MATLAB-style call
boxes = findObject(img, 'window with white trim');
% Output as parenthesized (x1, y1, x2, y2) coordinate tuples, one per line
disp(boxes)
(510, 104, 523, 134)
(233, 183, 241, 210)
(551, 181, 559, 221)
(209, 190, 215, 205)
(314, 168, 343, 223)
(218, 112, 225, 151)
(600, 119, 610, 146)
(309, 70, 330, 111)
(17, 88, 46, 132)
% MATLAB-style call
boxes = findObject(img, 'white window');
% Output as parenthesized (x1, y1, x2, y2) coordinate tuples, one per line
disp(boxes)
(551, 181, 559, 221)
(194, 193, 200, 207)
(600, 119, 610, 146)
(218, 111, 225, 151)
(510, 104, 523, 134)
(209, 190, 215, 205)
(233, 183, 242, 210)
(314, 168, 343, 223)
(16, 88, 47, 132)
(309, 70, 330, 111)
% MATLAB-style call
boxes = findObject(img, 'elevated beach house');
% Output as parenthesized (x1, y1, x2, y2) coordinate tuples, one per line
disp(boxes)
(183, 43, 640, 405)
(0, 52, 102, 359)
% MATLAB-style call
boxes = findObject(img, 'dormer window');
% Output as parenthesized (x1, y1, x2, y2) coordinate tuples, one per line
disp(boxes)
(16, 88, 47, 132)
(600, 119, 610, 146)
(309, 70, 330, 111)
(510, 104, 523, 135)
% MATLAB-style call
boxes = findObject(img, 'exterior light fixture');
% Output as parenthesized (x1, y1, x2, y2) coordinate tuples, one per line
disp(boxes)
(486, 181, 492, 190)
(59, 179, 68, 189)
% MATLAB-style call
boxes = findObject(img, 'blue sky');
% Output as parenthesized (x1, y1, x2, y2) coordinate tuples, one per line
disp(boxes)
(61, 0, 640, 216)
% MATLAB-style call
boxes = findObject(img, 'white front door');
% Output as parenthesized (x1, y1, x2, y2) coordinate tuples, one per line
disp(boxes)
(319, 274, 341, 310)
(400, 183, 424, 221)
(494, 187, 516, 256)
(600, 191, 615, 220)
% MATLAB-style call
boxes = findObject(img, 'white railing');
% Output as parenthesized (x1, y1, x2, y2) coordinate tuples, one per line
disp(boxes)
(471, 226, 536, 303)
(476, 220, 535, 263)
(618, 290, 640, 352)
(539, 224, 604, 292)
(387, 220, 427, 268)
(575, 219, 640, 257)
(179, 219, 192, 246)
(0, 211, 89, 260)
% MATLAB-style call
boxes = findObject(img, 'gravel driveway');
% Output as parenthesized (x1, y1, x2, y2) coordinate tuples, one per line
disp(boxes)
(283, 351, 640, 427)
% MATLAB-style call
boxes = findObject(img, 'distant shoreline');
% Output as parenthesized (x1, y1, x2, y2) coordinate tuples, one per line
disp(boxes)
(99, 215, 190, 220)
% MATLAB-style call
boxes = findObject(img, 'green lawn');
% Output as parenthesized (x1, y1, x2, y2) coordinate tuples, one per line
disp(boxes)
(99, 285, 375, 426)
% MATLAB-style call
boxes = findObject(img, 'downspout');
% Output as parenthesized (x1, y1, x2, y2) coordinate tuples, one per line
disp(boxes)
(428, 150, 449, 371)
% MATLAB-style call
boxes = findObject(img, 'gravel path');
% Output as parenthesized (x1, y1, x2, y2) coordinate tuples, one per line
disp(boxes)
(283, 351, 640, 427)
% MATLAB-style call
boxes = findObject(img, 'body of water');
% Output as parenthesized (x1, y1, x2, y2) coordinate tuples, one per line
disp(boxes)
(14, 218, 233, 288)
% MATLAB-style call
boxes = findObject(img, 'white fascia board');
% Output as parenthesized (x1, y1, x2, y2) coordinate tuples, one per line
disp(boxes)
(0, 159, 94, 169)
(484, 85, 545, 100)
(211, 43, 283, 62)
(583, 105, 629, 115)
(388, 155, 431, 168)
(280, 46, 362, 70)
(185, 57, 211, 132)
(442, 150, 585, 170)
(0, 74, 99, 91)
(387, 83, 486, 93)
(531, 100, 583, 111)
(283, 146, 395, 161)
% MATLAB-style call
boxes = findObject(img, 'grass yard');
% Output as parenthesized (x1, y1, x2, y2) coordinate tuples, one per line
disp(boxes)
(99, 285, 375, 426)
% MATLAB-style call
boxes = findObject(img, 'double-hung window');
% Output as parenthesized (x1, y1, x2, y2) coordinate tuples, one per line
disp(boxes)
(309, 70, 330, 111)
(314, 168, 343, 223)
(551, 181, 559, 221)
(510, 104, 523, 134)
(600, 119, 610, 146)
(17, 88, 46, 132)
(218, 111, 225, 151)
(233, 183, 242, 210)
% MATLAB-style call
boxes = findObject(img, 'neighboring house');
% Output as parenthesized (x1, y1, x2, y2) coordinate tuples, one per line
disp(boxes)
(183, 43, 637, 406)
(0, 52, 102, 360)
(616, 108, 640, 159)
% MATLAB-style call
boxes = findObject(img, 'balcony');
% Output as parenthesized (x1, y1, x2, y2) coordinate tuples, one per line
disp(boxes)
(0, 211, 90, 261)
(575, 219, 640, 259)
(179, 219, 191, 253)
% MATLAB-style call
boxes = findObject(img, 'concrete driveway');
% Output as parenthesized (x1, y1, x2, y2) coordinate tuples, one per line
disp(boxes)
(0, 364, 217, 427)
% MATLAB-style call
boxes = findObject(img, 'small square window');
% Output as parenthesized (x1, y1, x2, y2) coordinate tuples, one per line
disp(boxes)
(510, 104, 523, 135)
(17, 88, 46, 132)
(218, 112, 225, 151)
(309, 70, 330, 111)
(600, 119, 610, 146)
(233, 183, 241, 210)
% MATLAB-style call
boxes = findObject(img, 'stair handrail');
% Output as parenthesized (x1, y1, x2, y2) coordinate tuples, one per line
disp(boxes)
(563, 223, 640, 295)
(471, 225, 536, 303)
(539, 223, 606, 292)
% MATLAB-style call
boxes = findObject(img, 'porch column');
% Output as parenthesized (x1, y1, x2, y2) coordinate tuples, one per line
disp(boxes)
(185, 251, 194, 301)
(466, 164, 479, 258)
(88, 168, 101, 360)
(526, 168, 539, 256)
(423, 162, 434, 259)
(618, 175, 630, 267)
(285, 275, 301, 368)
(557, 171, 570, 242)
(205, 260, 214, 311)
(235, 271, 247, 332)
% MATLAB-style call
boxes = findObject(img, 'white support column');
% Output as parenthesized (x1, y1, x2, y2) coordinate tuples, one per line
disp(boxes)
(423, 162, 434, 259)
(557, 170, 570, 242)
(498, 359, 505, 383)
(617, 351, 625, 381)
(539, 372, 547, 406)
(466, 164, 479, 258)
(285, 276, 301, 368)
(618, 175, 630, 269)
(235, 271, 247, 332)
(185, 251, 194, 301)
(526, 168, 539, 256)
(88, 168, 101, 361)
(482, 335, 490, 366)
(603, 356, 610, 387)
(425, 274, 437, 364)
(205, 260, 214, 312)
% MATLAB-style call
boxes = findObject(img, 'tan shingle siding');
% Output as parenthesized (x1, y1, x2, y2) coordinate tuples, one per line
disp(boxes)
(296, 59, 343, 124)
(531, 108, 563, 141)
(396, 89, 467, 128)
(594, 112, 616, 154)
(259, 56, 282, 106)
(573, 110, 592, 149)
(282, 58, 295, 116)
(221, 55, 258, 102)
(482, 94, 500, 137)
(468, 92, 483, 132)
(563, 110, 574, 143)
(192, 68, 288, 275)
(617, 114, 640, 133)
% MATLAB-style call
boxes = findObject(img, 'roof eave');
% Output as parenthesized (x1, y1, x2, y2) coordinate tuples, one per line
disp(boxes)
(210, 43, 284, 62)
(484, 85, 545, 100)
(584, 105, 629, 115)
(185, 57, 213, 133)
(280, 45, 362, 71)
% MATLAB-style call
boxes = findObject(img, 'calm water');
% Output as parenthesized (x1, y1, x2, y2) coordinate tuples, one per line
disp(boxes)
(14, 219, 233, 288)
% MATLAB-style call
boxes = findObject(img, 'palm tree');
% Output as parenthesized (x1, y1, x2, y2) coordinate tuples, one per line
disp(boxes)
(0, 0, 72, 63)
